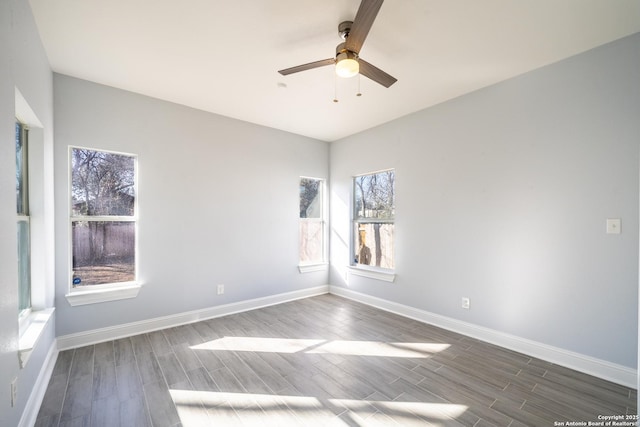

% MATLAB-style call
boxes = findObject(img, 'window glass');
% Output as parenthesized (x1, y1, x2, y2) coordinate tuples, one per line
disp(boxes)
(72, 221, 135, 286)
(16, 122, 31, 312)
(299, 221, 323, 264)
(71, 149, 135, 216)
(300, 178, 322, 219)
(353, 222, 395, 269)
(353, 170, 395, 269)
(354, 171, 394, 220)
(17, 217, 31, 311)
(16, 122, 27, 215)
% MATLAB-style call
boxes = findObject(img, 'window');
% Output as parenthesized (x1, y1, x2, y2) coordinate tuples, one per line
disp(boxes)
(70, 148, 137, 288)
(299, 177, 325, 267)
(16, 121, 31, 315)
(353, 169, 395, 270)
(16, 89, 56, 367)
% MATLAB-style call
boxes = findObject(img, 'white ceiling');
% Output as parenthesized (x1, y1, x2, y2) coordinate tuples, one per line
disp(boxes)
(29, 0, 640, 142)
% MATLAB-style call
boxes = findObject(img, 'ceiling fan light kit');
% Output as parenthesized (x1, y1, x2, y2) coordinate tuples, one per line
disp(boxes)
(277, 0, 397, 88)
(335, 45, 359, 78)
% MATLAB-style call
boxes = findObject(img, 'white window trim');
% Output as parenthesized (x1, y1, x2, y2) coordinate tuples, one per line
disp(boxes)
(348, 265, 396, 282)
(67, 146, 139, 304)
(18, 308, 55, 368)
(65, 283, 142, 306)
(298, 263, 329, 274)
(18, 307, 32, 337)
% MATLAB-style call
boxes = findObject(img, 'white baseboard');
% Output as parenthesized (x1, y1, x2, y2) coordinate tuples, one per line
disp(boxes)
(54, 283, 636, 389)
(329, 285, 638, 389)
(19, 339, 58, 427)
(57, 285, 329, 351)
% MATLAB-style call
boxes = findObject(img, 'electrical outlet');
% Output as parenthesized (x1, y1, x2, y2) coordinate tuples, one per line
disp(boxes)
(606, 218, 621, 234)
(10, 378, 17, 407)
(461, 297, 470, 310)
(217, 284, 225, 295)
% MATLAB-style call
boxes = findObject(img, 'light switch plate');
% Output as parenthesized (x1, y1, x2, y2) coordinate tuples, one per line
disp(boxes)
(606, 218, 621, 234)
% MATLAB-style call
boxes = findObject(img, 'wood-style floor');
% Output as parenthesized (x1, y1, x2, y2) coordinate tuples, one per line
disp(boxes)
(35, 294, 636, 426)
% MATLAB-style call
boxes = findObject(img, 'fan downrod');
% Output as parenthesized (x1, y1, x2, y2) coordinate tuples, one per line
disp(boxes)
(338, 21, 353, 40)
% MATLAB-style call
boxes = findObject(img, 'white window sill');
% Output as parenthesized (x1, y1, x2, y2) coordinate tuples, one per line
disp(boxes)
(348, 266, 396, 283)
(65, 283, 142, 306)
(19, 308, 55, 368)
(298, 263, 329, 274)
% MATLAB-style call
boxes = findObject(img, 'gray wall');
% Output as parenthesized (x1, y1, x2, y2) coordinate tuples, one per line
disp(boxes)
(0, 0, 56, 425)
(330, 33, 640, 369)
(53, 74, 329, 336)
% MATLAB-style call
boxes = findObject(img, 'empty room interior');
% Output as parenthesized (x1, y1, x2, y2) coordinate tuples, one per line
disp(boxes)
(1, 0, 640, 426)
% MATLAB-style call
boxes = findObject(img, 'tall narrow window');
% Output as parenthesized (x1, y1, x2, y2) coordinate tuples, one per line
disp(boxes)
(299, 177, 325, 265)
(353, 169, 395, 269)
(70, 148, 137, 287)
(16, 121, 31, 313)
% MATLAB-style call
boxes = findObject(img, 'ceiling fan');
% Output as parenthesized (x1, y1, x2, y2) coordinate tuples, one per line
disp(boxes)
(278, 0, 397, 88)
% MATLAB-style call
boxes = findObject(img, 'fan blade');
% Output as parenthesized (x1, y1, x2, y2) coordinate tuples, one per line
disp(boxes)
(345, 0, 384, 54)
(278, 58, 335, 75)
(359, 59, 397, 88)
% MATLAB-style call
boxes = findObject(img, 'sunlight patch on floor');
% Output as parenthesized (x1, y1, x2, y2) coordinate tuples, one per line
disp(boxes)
(356, 398, 468, 419)
(191, 336, 325, 353)
(190, 336, 450, 358)
(170, 389, 332, 425)
(308, 340, 450, 358)
(170, 389, 468, 425)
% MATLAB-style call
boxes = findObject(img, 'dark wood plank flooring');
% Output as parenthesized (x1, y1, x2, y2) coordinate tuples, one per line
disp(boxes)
(35, 294, 637, 426)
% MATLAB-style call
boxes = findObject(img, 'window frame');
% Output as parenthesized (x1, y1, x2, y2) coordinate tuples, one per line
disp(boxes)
(65, 146, 141, 306)
(16, 120, 32, 320)
(16, 88, 56, 368)
(350, 168, 396, 282)
(298, 176, 327, 272)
